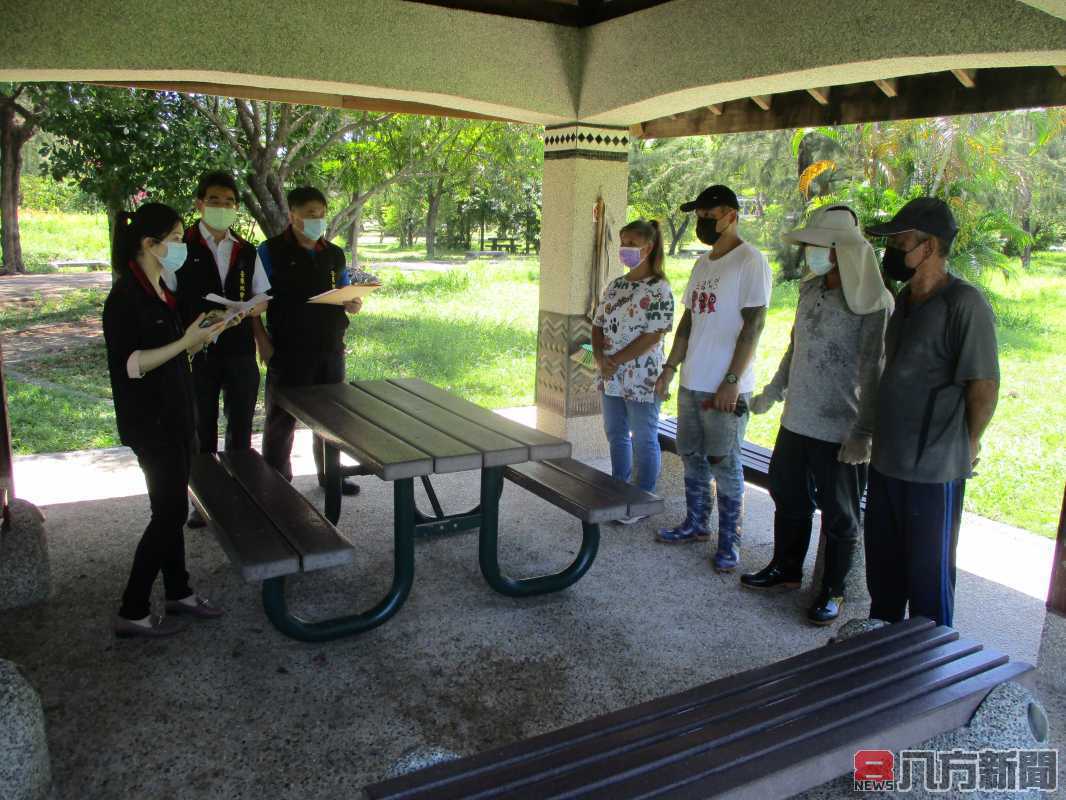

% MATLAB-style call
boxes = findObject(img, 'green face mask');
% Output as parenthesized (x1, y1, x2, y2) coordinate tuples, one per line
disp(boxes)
(203, 206, 238, 231)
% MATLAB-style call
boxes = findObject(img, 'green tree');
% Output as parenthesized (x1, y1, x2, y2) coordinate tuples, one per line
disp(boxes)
(34, 85, 223, 241)
(0, 84, 39, 274)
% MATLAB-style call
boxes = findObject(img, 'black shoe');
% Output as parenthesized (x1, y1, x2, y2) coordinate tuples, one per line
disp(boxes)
(187, 508, 207, 529)
(319, 477, 361, 496)
(808, 591, 844, 626)
(740, 564, 801, 591)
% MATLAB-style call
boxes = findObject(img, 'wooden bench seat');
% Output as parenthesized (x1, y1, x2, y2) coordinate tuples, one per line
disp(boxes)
(188, 450, 354, 583)
(658, 416, 868, 512)
(503, 457, 664, 524)
(363, 617, 1033, 800)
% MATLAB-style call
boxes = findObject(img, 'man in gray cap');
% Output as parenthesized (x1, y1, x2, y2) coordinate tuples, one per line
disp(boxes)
(864, 197, 1000, 627)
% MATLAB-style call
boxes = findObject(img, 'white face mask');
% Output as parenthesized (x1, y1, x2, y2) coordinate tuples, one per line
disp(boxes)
(300, 217, 327, 241)
(806, 247, 834, 275)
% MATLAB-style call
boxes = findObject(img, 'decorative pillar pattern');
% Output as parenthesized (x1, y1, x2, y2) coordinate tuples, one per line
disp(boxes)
(535, 311, 600, 418)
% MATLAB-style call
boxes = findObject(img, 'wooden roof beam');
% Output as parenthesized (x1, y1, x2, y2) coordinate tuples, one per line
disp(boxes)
(951, 68, 977, 88)
(633, 66, 1066, 139)
(874, 78, 898, 98)
(751, 94, 772, 111)
(707, 103, 723, 115)
(807, 86, 831, 105)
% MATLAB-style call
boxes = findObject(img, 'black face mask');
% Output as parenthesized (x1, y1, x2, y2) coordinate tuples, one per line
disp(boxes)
(696, 216, 723, 246)
(882, 246, 916, 283)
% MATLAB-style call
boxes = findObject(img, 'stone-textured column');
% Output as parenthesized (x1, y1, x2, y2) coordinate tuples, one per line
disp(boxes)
(536, 123, 630, 456)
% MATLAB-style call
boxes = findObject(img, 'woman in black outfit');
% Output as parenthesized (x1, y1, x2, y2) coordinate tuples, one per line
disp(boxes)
(104, 203, 232, 638)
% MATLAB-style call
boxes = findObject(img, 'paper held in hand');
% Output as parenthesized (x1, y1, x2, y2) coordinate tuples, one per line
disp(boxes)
(307, 283, 381, 305)
(203, 293, 271, 325)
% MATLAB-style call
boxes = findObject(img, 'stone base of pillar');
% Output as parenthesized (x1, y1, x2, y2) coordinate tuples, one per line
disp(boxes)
(0, 660, 52, 800)
(0, 499, 51, 611)
(536, 407, 607, 459)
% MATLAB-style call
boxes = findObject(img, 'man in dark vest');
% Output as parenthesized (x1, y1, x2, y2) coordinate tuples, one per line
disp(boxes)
(168, 171, 270, 527)
(259, 186, 362, 495)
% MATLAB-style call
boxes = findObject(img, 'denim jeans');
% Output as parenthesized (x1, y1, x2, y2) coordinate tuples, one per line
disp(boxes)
(676, 386, 750, 520)
(601, 393, 663, 493)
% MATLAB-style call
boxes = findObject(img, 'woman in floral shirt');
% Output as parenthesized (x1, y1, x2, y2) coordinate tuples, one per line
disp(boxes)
(592, 219, 674, 520)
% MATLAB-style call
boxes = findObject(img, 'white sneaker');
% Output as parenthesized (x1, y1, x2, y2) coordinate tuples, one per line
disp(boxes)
(615, 514, 649, 526)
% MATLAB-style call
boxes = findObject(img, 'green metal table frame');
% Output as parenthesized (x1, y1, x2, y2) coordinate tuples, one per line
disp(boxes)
(261, 443, 600, 642)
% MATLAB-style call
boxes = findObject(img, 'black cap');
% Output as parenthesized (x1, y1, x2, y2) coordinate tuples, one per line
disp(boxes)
(865, 197, 959, 242)
(680, 184, 739, 213)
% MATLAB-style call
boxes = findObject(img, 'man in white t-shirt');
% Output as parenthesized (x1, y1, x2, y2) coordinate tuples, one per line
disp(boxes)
(655, 185, 773, 572)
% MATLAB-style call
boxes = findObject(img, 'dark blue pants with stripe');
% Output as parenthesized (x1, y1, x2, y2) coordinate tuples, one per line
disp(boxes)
(864, 467, 965, 627)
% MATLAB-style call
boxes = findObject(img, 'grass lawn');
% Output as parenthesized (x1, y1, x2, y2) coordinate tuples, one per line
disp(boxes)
(7, 211, 1065, 537)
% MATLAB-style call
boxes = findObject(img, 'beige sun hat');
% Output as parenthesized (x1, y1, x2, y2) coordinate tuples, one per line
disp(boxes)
(783, 205, 894, 316)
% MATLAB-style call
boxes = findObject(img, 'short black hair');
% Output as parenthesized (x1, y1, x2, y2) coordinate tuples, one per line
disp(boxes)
(287, 186, 328, 210)
(196, 171, 240, 202)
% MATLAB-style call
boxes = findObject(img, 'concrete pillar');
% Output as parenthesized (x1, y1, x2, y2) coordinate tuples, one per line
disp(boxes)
(535, 123, 630, 456)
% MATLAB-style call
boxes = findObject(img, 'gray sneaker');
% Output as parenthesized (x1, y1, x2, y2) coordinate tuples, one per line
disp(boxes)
(113, 614, 187, 639)
(615, 514, 649, 526)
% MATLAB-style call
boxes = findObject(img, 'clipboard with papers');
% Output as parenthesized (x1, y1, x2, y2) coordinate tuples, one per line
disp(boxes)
(307, 283, 381, 305)
(203, 293, 271, 326)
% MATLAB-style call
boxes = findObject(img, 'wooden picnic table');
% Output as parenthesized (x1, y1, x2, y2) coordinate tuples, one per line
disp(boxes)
(271, 378, 592, 641)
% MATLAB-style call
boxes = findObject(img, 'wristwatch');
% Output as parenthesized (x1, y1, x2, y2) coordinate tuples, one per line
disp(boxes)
(723, 372, 739, 385)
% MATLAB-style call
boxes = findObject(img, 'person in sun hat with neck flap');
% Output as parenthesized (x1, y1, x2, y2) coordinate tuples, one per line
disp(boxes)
(740, 205, 893, 626)
(654, 185, 773, 574)
(862, 197, 999, 628)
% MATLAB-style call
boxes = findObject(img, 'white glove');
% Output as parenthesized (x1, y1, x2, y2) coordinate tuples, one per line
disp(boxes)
(838, 434, 872, 464)
(749, 392, 776, 415)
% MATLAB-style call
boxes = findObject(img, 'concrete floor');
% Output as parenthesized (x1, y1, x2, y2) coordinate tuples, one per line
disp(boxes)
(1, 439, 1062, 799)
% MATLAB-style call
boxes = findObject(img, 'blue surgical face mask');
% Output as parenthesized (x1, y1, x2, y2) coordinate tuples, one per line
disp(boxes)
(618, 246, 644, 268)
(157, 241, 187, 272)
(806, 246, 833, 275)
(300, 217, 327, 241)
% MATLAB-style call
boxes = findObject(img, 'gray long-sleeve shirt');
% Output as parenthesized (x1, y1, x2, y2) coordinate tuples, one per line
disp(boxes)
(764, 279, 889, 444)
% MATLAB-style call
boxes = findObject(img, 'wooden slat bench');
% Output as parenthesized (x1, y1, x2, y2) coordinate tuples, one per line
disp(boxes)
(658, 416, 867, 511)
(363, 617, 1034, 800)
(188, 450, 354, 584)
(504, 457, 665, 525)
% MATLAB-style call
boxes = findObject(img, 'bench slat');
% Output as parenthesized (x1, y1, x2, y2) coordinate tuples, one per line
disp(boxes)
(219, 451, 354, 573)
(660, 661, 1034, 800)
(602, 648, 1017, 800)
(363, 618, 940, 800)
(188, 454, 299, 582)
(539, 458, 664, 518)
(355, 380, 528, 467)
(276, 387, 433, 480)
(503, 461, 629, 523)
(319, 384, 482, 474)
(389, 378, 572, 461)
(399, 630, 974, 800)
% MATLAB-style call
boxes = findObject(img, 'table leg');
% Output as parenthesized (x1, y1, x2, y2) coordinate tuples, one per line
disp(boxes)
(260, 477, 417, 642)
(323, 440, 342, 525)
(478, 467, 600, 597)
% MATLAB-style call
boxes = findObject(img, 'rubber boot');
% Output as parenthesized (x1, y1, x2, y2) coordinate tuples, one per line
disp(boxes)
(656, 477, 712, 543)
(712, 493, 743, 572)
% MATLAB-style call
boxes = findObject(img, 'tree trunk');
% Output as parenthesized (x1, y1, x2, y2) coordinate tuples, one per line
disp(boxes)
(243, 173, 289, 237)
(425, 190, 442, 260)
(0, 105, 30, 275)
(667, 216, 689, 256)
(1018, 181, 1033, 271)
(347, 205, 363, 268)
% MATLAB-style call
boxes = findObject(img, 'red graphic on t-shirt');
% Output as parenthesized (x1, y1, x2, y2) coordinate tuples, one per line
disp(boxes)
(692, 289, 717, 314)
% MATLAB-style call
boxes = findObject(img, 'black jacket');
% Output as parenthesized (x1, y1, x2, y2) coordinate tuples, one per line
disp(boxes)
(103, 267, 196, 449)
(263, 227, 349, 355)
(173, 224, 258, 358)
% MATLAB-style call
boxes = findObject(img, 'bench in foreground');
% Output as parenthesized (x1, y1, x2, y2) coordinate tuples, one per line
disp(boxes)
(363, 617, 1032, 799)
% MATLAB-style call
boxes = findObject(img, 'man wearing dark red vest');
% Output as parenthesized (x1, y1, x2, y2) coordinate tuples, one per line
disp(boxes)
(259, 186, 363, 495)
(168, 171, 271, 526)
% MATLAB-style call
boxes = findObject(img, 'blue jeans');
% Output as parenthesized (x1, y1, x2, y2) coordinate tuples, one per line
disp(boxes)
(676, 386, 750, 524)
(601, 393, 663, 493)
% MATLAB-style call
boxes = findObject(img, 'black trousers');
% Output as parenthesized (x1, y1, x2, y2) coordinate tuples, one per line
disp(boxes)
(193, 352, 261, 453)
(120, 439, 194, 619)
(768, 426, 866, 595)
(262, 351, 344, 482)
(864, 467, 965, 627)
